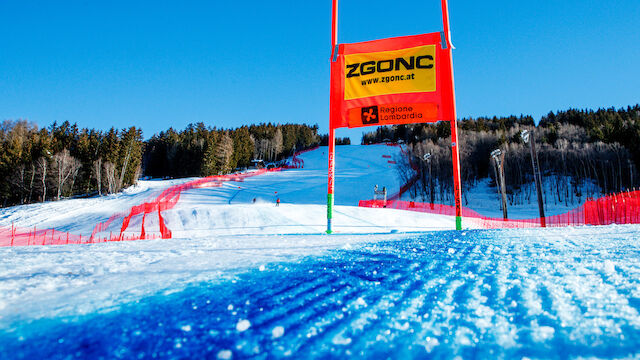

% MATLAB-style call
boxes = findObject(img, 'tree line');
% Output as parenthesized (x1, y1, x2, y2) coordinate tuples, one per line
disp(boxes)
(365, 105, 640, 207)
(318, 134, 351, 146)
(143, 123, 319, 178)
(4, 104, 637, 208)
(0, 121, 320, 207)
(0, 120, 143, 207)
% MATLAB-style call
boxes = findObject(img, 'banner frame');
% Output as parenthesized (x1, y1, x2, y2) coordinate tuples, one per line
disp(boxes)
(327, 0, 462, 232)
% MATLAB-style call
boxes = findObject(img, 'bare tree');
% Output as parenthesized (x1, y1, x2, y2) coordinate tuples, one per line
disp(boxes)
(67, 157, 82, 198)
(118, 142, 132, 191)
(104, 161, 117, 194)
(255, 138, 269, 161)
(93, 157, 103, 195)
(37, 157, 48, 202)
(27, 162, 36, 203)
(52, 149, 81, 200)
(273, 128, 283, 160)
(215, 132, 234, 174)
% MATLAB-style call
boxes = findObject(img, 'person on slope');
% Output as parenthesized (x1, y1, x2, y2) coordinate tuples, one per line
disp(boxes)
(276, 198, 280, 207)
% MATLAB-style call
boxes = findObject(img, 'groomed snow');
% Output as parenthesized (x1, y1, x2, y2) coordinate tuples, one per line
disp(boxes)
(2, 226, 640, 359)
(0, 145, 446, 237)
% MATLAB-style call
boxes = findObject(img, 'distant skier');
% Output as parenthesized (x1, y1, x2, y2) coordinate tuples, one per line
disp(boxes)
(252, 198, 256, 204)
(276, 198, 280, 207)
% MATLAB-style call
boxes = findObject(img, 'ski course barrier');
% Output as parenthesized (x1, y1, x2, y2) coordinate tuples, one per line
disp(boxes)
(282, 146, 318, 169)
(0, 145, 323, 247)
(359, 190, 640, 229)
(0, 168, 285, 247)
(363, 142, 640, 228)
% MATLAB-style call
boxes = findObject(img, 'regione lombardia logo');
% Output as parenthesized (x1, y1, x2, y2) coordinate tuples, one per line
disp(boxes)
(361, 106, 379, 125)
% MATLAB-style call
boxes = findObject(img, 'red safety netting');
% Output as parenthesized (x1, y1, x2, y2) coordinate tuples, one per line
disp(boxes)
(7, 143, 637, 246)
(359, 190, 640, 229)
(282, 146, 318, 169)
(0, 224, 159, 247)
(0, 146, 321, 247)
(0, 168, 284, 247)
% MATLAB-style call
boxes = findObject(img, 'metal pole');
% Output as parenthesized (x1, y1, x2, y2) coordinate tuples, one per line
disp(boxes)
(327, 0, 338, 234)
(492, 155, 500, 201)
(327, 128, 335, 233)
(529, 132, 546, 226)
(499, 152, 508, 220)
(441, 0, 462, 230)
(383, 187, 387, 207)
(330, 0, 338, 61)
(429, 157, 434, 209)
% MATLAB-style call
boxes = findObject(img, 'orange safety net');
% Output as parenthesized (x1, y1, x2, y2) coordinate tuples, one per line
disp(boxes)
(1, 146, 321, 247)
(0, 168, 285, 247)
(359, 190, 640, 229)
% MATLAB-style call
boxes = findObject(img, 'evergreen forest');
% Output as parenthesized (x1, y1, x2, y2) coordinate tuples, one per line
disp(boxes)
(2, 104, 639, 208)
(0, 121, 320, 207)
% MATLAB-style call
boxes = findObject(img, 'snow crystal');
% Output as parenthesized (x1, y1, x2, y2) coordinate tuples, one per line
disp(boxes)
(447, 248, 456, 255)
(180, 325, 191, 332)
(236, 319, 251, 332)
(258, 265, 266, 272)
(604, 260, 616, 275)
(271, 326, 285, 339)
(331, 333, 352, 345)
(424, 336, 440, 353)
(306, 327, 318, 338)
(355, 297, 367, 308)
(455, 327, 475, 346)
(217, 349, 232, 359)
(531, 323, 555, 342)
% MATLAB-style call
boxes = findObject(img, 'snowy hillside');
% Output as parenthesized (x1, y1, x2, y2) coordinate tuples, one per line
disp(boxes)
(2, 144, 640, 359)
(3, 225, 640, 359)
(0, 145, 456, 237)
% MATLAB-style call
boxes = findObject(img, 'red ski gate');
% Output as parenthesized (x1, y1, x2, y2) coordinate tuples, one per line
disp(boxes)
(327, 0, 463, 233)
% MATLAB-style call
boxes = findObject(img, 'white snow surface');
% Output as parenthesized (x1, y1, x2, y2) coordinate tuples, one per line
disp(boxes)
(0, 145, 453, 323)
(0, 145, 454, 237)
(1, 145, 640, 357)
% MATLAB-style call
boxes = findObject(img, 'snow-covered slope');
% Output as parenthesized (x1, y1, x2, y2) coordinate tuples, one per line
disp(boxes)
(2, 144, 640, 358)
(3, 225, 640, 359)
(0, 145, 456, 237)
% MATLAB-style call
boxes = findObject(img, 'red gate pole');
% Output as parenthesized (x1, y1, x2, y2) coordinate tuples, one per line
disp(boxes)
(441, 0, 462, 230)
(327, 127, 336, 234)
(327, 0, 338, 234)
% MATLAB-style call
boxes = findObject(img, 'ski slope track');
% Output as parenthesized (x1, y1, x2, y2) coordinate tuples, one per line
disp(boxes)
(0, 145, 455, 244)
(1, 145, 640, 358)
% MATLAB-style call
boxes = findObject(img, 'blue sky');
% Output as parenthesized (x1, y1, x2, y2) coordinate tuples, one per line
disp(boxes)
(1, 1, 638, 142)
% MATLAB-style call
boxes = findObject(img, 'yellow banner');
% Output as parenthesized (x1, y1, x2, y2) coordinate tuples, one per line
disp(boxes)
(344, 45, 436, 100)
